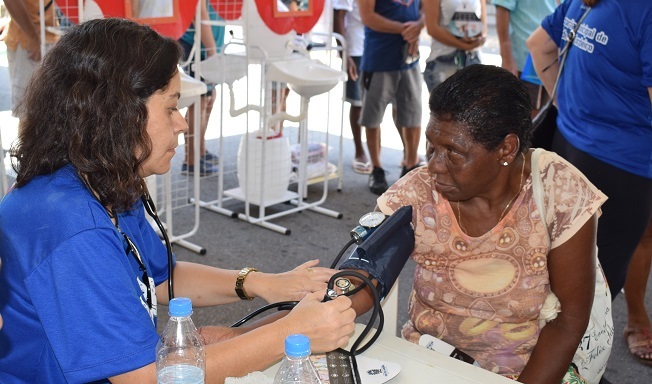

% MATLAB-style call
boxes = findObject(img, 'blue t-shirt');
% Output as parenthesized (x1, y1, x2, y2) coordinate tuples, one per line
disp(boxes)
(0, 165, 174, 383)
(542, 0, 652, 178)
(361, 0, 421, 72)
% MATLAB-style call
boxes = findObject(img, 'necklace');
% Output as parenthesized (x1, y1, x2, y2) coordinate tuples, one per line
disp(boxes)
(457, 153, 526, 234)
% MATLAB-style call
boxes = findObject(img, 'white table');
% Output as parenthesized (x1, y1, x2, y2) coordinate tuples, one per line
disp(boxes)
(263, 324, 518, 383)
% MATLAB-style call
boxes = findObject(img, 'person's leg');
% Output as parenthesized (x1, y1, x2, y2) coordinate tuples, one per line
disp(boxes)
(345, 56, 369, 172)
(624, 219, 652, 364)
(552, 131, 652, 298)
(365, 126, 382, 169)
(401, 126, 421, 169)
(359, 71, 396, 194)
(270, 83, 290, 135)
(392, 104, 406, 167)
(359, 71, 396, 169)
(350, 106, 367, 162)
(200, 88, 219, 164)
(183, 91, 218, 175)
(396, 66, 423, 175)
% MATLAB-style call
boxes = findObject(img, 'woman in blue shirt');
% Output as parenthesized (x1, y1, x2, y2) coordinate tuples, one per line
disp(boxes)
(528, 0, 652, 300)
(0, 18, 355, 383)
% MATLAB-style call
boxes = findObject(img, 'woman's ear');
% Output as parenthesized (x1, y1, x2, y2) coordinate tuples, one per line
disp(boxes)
(498, 133, 521, 165)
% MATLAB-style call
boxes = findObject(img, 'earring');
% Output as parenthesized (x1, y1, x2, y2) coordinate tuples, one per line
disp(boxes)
(502, 161, 509, 167)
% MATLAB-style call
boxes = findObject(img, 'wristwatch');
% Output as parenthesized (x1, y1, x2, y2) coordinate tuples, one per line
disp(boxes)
(235, 267, 258, 300)
(350, 211, 387, 243)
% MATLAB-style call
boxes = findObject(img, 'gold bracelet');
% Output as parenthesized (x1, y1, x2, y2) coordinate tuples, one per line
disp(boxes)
(235, 267, 258, 300)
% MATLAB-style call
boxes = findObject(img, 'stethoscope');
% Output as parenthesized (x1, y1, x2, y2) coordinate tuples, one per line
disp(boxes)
(80, 170, 176, 304)
(141, 193, 175, 300)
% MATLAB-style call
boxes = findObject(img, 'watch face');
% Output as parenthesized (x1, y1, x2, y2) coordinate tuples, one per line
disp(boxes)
(359, 211, 386, 228)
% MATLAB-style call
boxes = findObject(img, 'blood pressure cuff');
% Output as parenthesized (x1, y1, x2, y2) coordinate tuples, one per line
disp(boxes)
(339, 205, 414, 299)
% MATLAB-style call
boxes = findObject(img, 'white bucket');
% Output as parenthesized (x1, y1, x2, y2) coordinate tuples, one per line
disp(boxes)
(237, 132, 291, 204)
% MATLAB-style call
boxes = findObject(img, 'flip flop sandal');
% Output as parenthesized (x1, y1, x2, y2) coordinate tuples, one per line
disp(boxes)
(624, 327, 652, 366)
(353, 160, 372, 174)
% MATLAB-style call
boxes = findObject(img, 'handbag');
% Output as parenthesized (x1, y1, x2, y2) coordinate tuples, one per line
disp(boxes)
(530, 8, 591, 150)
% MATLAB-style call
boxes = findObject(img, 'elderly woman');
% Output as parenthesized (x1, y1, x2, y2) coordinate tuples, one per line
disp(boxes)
(0, 18, 355, 383)
(352, 64, 610, 383)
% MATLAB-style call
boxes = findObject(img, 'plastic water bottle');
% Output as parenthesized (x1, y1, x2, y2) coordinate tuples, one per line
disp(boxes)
(273, 334, 322, 384)
(156, 297, 205, 384)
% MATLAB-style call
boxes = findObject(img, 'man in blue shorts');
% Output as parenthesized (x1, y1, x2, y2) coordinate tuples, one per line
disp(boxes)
(359, 0, 423, 195)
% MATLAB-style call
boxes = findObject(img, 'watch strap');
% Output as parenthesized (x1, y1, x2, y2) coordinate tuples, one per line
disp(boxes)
(235, 267, 258, 300)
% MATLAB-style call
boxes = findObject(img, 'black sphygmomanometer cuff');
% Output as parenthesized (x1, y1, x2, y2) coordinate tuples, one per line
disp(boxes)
(339, 205, 415, 299)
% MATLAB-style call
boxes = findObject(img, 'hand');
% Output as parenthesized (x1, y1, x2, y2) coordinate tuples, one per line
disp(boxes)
(460, 35, 485, 52)
(248, 259, 337, 303)
(401, 20, 422, 45)
(282, 290, 356, 353)
(347, 56, 358, 82)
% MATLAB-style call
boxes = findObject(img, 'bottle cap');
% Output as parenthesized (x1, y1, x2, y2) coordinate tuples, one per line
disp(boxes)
(284, 334, 311, 357)
(168, 297, 192, 317)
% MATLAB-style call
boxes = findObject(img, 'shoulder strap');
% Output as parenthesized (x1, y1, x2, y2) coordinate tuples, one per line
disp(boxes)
(544, 6, 592, 100)
(531, 149, 551, 246)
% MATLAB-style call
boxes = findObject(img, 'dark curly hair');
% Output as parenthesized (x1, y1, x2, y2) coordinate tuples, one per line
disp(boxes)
(428, 64, 532, 152)
(11, 18, 183, 212)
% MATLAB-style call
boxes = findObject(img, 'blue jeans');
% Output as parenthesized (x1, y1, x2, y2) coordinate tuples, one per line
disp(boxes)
(423, 50, 481, 93)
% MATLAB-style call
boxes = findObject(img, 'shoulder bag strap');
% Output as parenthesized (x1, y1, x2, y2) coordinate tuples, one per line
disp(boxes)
(542, 7, 592, 101)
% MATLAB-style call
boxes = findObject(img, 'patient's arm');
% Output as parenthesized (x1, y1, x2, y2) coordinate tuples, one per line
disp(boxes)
(337, 270, 379, 317)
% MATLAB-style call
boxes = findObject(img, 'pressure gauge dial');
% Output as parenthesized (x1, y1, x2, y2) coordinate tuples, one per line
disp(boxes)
(359, 211, 386, 228)
(350, 211, 387, 244)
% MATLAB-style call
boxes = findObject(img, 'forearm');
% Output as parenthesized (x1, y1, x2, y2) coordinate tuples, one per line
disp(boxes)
(4, 0, 39, 45)
(339, 270, 379, 317)
(204, 294, 356, 383)
(157, 261, 242, 306)
(480, 0, 488, 36)
(428, 25, 472, 50)
(495, 7, 516, 69)
(199, 2, 217, 56)
(333, 10, 346, 37)
(333, 10, 346, 57)
(423, 1, 462, 49)
(159, 259, 335, 306)
(526, 27, 559, 98)
(358, 0, 403, 35)
(519, 217, 597, 383)
(204, 320, 289, 383)
(517, 315, 588, 383)
(361, 13, 403, 34)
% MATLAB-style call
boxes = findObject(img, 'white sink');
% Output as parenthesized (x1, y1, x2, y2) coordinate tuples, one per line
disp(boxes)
(178, 70, 207, 109)
(194, 53, 248, 85)
(267, 57, 346, 98)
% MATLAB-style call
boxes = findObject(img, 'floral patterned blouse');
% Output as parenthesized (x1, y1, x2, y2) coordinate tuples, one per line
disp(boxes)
(377, 149, 607, 377)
